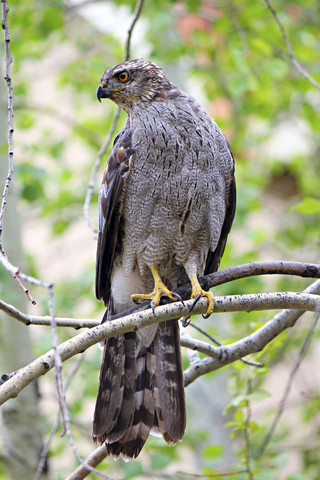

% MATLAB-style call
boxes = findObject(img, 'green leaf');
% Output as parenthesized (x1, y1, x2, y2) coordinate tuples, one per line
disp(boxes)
(202, 444, 224, 459)
(292, 197, 320, 215)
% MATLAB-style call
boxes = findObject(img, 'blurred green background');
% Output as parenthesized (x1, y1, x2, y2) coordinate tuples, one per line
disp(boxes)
(0, 0, 319, 478)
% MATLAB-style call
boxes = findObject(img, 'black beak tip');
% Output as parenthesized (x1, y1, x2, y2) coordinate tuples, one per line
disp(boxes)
(96, 84, 111, 103)
(96, 85, 102, 103)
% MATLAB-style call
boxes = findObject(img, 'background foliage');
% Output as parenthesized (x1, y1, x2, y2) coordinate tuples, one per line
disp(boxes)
(0, 0, 319, 478)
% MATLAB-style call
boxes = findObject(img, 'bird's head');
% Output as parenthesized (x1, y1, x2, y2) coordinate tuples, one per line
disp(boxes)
(96, 59, 172, 111)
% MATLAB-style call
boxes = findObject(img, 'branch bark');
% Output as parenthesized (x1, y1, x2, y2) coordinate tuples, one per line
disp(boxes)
(1, 261, 319, 329)
(0, 289, 319, 405)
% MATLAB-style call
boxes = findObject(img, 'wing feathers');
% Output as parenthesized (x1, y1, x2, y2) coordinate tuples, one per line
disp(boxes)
(95, 128, 134, 304)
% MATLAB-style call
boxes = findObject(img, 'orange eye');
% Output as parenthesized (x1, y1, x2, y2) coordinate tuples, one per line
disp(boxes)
(118, 71, 129, 82)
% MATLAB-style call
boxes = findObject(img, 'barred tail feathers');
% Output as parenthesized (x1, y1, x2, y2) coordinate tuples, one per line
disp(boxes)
(93, 320, 186, 459)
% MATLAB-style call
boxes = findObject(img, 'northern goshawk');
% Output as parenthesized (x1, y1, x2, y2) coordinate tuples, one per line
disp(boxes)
(93, 59, 236, 460)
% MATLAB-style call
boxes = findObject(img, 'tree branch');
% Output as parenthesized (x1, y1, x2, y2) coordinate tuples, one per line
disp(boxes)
(124, 0, 145, 61)
(83, 107, 120, 238)
(183, 279, 320, 386)
(65, 445, 109, 480)
(264, 0, 320, 91)
(255, 309, 320, 457)
(0, 0, 13, 240)
(0, 290, 319, 405)
(1, 262, 319, 329)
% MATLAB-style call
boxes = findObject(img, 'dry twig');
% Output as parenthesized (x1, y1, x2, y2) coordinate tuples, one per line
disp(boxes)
(264, 0, 320, 91)
(255, 309, 320, 457)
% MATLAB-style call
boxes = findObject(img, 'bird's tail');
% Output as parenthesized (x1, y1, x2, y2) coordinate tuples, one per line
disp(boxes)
(93, 318, 186, 460)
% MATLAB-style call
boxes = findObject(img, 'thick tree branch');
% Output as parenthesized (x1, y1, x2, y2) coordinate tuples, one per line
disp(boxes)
(0, 290, 319, 405)
(183, 280, 320, 386)
(1, 262, 319, 329)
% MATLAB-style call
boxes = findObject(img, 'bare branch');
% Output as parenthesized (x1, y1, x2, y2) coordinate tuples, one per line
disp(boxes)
(1, 262, 318, 329)
(1, 290, 319, 330)
(83, 107, 120, 238)
(264, 0, 320, 91)
(65, 445, 109, 480)
(255, 309, 320, 457)
(124, 0, 145, 61)
(198, 261, 320, 294)
(183, 281, 320, 386)
(0, 0, 40, 304)
(34, 354, 85, 480)
(178, 469, 250, 478)
(188, 321, 264, 368)
(0, 254, 37, 304)
(0, 290, 319, 405)
(244, 380, 254, 480)
(0, 0, 14, 239)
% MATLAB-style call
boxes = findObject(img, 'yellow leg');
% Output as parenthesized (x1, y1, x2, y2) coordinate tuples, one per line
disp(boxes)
(190, 273, 214, 316)
(131, 265, 180, 310)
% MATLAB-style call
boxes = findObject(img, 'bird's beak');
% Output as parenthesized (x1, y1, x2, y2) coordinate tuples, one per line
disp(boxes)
(96, 84, 111, 103)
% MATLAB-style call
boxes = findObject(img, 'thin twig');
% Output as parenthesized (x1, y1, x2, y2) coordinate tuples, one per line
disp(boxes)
(255, 309, 320, 457)
(48, 285, 68, 437)
(0, 254, 37, 304)
(188, 321, 264, 368)
(83, 107, 120, 238)
(0, 0, 14, 239)
(178, 469, 250, 478)
(34, 354, 85, 480)
(47, 288, 113, 479)
(264, 0, 320, 91)
(180, 328, 201, 365)
(0, 0, 38, 303)
(244, 379, 254, 480)
(124, 0, 145, 61)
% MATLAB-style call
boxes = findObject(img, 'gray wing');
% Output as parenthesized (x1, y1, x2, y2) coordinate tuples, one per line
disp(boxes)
(205, 143, 236, 275)
(95, 128, 134, 305)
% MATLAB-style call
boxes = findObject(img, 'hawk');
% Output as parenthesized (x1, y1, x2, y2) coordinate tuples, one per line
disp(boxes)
(93, 59, 236, 460)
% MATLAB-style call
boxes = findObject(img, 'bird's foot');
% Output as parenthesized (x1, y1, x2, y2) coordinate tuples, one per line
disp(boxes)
(190, 274, 214, 318)
(131, 265, 183, 313)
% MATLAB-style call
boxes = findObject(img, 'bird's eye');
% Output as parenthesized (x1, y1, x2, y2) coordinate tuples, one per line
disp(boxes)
(118, 71, 129, 82)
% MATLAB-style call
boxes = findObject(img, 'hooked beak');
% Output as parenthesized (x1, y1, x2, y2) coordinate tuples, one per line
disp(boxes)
(96, 84, 111, 103)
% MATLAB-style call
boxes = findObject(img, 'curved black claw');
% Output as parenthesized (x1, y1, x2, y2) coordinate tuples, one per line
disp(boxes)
(202, 313, 212, 319)
(151, 301, 156, 315)
(172, 291, 185, 306)
(181, 317, 191, 327)
(189, 293, 201, 313)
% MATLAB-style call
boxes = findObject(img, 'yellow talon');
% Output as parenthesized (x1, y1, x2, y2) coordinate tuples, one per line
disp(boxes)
(190, 273, 214, 315)
(131, 265, 179, 310)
